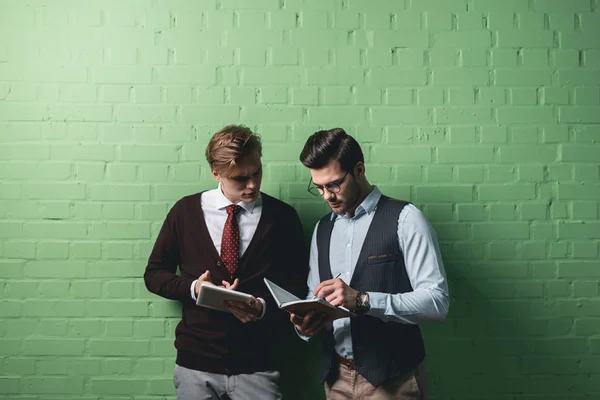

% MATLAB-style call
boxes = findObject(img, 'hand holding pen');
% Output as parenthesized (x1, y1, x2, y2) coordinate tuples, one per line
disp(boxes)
(291, 273, 344, 334)
(310, 273, 342, 300)
(313, 272, 359, 310)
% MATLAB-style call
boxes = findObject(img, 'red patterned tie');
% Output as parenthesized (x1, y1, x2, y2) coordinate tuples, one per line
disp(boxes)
(221, 204, 242, 277)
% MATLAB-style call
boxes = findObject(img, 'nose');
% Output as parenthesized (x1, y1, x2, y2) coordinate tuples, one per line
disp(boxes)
(322, 189, 335, 201)
(247, 176, 259, 190)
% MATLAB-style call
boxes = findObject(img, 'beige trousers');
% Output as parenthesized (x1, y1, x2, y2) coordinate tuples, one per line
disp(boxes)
(324, 361, 428, 400)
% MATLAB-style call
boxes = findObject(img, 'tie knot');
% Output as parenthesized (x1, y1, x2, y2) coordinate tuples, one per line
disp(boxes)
(226, 204, 242, 216)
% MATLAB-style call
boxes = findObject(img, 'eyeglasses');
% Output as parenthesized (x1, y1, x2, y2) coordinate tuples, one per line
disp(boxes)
(307, 172, 349, 196)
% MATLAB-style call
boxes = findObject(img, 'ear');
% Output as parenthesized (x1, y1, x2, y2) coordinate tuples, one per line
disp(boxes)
(354, 162, 365, 178)
(211, 169, 222, 182)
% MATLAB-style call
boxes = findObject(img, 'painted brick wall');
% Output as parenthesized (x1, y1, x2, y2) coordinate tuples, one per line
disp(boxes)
(1, 0, 599, 399)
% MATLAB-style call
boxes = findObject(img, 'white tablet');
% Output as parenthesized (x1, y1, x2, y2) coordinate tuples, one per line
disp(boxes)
(196, 282, 254, 313)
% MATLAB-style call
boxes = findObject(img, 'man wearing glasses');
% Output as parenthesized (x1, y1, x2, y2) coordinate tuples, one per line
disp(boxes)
(291, 128, 449, 399)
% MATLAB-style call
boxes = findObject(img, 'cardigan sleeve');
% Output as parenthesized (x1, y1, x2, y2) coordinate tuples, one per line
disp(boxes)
(144, 204, 196, 304)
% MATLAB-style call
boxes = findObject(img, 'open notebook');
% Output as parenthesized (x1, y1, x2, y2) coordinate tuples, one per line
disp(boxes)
(264, 278, 355, 320)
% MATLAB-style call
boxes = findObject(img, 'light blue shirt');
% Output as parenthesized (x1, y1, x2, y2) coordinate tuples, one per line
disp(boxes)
(306, 186, 449, 359)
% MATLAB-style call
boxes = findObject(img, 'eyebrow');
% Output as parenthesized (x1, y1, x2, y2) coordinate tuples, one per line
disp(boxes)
(313, 175, 344, 188)
(230, 165, 262, 180)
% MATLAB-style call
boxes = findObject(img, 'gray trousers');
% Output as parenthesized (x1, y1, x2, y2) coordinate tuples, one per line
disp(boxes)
(173, 364, 282, 400)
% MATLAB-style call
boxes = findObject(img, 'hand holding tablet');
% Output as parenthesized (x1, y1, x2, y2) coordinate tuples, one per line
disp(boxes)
(196, 282, 254, 313)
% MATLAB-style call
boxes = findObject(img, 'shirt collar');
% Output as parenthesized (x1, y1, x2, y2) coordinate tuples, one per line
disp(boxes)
(330, 186, 381, 221)
(215, 183, 261, 214)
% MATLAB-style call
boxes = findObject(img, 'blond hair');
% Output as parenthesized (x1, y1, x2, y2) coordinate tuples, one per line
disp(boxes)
(205, 125, 262, 176)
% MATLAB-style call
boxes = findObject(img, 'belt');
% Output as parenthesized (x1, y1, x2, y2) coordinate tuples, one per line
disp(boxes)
(338, 356, 355, 370)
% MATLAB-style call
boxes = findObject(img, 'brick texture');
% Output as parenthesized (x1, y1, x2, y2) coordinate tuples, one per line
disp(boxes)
(1, 1, 599, 399)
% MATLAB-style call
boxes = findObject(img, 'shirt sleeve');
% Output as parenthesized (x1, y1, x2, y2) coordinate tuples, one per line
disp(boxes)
(255, 297, 267, 320)
(191, 279, 198, 301)
(367, 205, 450, 324)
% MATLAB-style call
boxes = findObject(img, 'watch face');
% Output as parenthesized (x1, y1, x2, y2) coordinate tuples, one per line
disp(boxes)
(356, 292, 370, 312)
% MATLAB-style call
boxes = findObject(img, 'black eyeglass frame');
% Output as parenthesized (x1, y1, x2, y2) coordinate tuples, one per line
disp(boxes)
(307, 172, 350, 196)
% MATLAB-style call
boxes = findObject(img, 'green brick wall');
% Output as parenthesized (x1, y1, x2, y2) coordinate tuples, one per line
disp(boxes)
(1, 0, 599, 399)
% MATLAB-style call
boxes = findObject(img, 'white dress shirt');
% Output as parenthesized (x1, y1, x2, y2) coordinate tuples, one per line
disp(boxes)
(190, 184, 266, 318)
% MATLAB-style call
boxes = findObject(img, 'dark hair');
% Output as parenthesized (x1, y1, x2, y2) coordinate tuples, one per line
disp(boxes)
(205, 125, 262, 177)
(299, 128, 364, 173)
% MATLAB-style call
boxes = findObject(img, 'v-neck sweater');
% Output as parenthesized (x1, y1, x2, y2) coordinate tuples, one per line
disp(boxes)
(144, 192, 309, 374)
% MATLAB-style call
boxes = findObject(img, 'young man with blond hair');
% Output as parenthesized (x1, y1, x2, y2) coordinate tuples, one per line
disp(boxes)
(145, 125, 308, 400)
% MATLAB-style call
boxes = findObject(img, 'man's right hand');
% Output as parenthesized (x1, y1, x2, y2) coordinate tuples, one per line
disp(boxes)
(194, 270, 213, 296)
(290, 310, 331, 336)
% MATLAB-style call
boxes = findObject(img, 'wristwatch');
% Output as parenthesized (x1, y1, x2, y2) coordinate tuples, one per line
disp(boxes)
(355, 291, 370, 314)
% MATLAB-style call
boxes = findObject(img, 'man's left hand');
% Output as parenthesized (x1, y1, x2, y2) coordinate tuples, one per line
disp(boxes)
(220, 278, 263, 323)
(224, 298, 263, 323)
(313, 277, 358, 310)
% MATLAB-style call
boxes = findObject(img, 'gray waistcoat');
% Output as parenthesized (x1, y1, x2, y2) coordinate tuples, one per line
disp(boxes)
(317, 195, 425, 387)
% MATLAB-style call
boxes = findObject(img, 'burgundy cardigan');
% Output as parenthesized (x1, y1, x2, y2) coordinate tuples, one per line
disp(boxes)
(144, 192, 309, 374)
